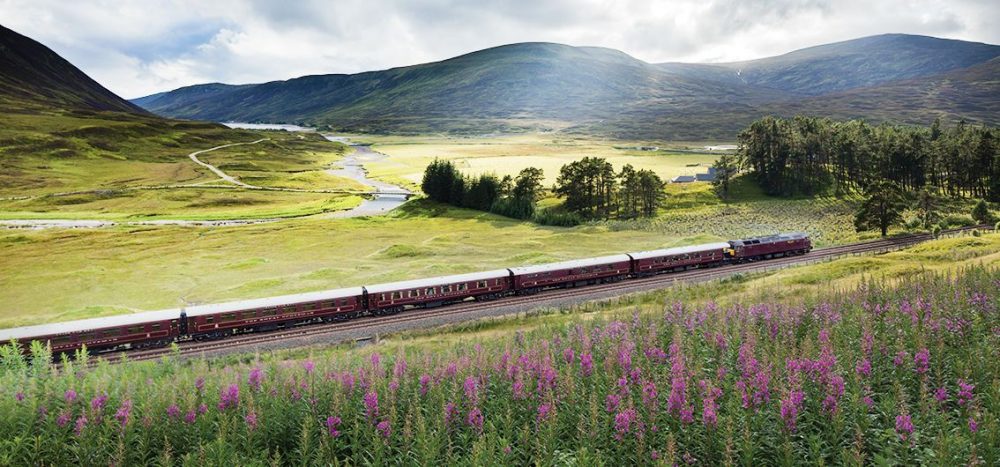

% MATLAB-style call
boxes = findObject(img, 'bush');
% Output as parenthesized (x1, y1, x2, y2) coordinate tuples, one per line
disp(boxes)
(489, 197, 535, 220)
(931, 225, 942, 238)
(942, 214, 976, 228)
(972, 199, 993, 225)
(532, 208, 582, 227)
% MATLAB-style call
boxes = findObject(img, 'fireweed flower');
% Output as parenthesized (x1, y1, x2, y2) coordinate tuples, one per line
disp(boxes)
(376, 419, 391, 438)
(855, 358, 872, 378)
(184, 410, 197, 424)
(419, 374, 431, 396)
(195, 377, 205, 393)
(57, 411, 71, 427)
(74, 416, 87, 436)
(467, 407, 484, 434)
(363, 391, 379, 420)
(934, 387, 949, 404)
(167, 404, 181, 419)
(463, 376, 479, 403)
(969, 417, 979, 433)
(605, 394, 621, 413)
(893, 351, 908, 367)
(64, 389, 77, 404)
(115, 399, 132, 428)
(248, 367, 264, 391)
(218, 384, 239, 411)
(444, 402, 458, 427)
(613, 408, 638, 440)
(198, 403, 208, 415)
(957, 379, 974, 406)
(302, 361, 315, 375)
(90, 394, 108, 411)
(580, 353, 593, 377)
(326, 416, 342, 437)
(536, 403, 553, 422)
(245, 411, 258, 431)
(895, 413, 914, 441)
(14, 392, 24, 402)
(393, 358, 407, 378)
(563, 347, 575, 364)
(913, 348, 930, 374)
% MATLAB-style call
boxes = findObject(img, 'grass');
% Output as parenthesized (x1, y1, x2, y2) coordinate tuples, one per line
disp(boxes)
(0, 114, 366, 219)
(350, 133, 725, 189)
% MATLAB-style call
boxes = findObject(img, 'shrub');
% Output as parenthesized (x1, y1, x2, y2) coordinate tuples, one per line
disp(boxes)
(931, 225, 942, 238)
(532, 208, 582, 227)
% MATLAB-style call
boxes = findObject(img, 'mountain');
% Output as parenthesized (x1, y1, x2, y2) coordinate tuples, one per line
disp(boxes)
(686, 33, 1000, 95)
(0, 24, 147, 114)
(135, 34, 1000, 139)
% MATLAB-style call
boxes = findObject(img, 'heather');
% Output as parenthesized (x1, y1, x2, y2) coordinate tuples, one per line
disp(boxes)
(1, 267, 998, 465)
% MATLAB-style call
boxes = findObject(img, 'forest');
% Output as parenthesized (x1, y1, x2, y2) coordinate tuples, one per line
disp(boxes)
(733, 117, 999, 200)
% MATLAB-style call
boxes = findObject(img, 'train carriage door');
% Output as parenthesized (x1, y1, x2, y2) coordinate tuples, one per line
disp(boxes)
(179, 310, 188, 335)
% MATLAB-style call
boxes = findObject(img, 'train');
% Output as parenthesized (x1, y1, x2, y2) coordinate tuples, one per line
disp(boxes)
(0, 233, 811, 356)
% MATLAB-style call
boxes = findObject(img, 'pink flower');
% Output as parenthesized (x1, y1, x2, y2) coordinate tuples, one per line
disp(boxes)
(90, 394, 108, 411)
(14, 392, 25, 402)
(114, 399, 132, 428)
(56, 411, 71, 427)
(893, 351, 908, 367)
(467, 407, 484, 434)
(419, 374, 431, 396)
(463, 376, 479, 403)
(579, 352, 593, 377)
(74, 416, 87, 436)
(895, 413, 914, 441)
(913, 348, 930, 374)
(536, 403, 553, 422)
(957, 379, 974, 406)
(64, 389, 77, 404)
(166, 404, 180, 419)
(605, 394, 621, 413)
(969, 417, 978, 433)
(184, 410, 196, 424)
(613, 408, 638, 440)
(302, 361, 315, 374)
(363, 391, 379, 420)
(326, 416, 342, 437)
(855, 358, 871, 378)
(244, 411, 258, 431)
(195, 377, 205, 393)
(376, 419, 391, 438)
(933, 387, 948, 404)
(218, 384, 239, 411)
(248, 367, 264, 391)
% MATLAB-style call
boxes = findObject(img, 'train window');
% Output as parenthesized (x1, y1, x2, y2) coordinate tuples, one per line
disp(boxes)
(425, 287, 435, 296)
(407, 290, 416, 298)
(495, 279, 502, 285)
(128, 326, 142, 334)
(338, 298, 348, 306)
(477, 280, 487, 288)
(303, 303, 315, 311)
(54, 335, 71, 343)
(245, 311, 256, 318)
(223, 313, 235, 321)
(103, 329, 117, 337)
(458, 283, 467, 291)
(206, 316, 214, 323)
(443, 285, 452, 293)
(284, 307, 295, 314)
(151, 323, 161, 330)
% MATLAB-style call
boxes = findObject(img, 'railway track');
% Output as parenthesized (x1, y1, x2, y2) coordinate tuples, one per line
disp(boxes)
(102, 227, 984, 364)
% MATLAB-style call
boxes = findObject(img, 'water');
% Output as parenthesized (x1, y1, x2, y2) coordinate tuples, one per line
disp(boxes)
(222, 122, 316, 132)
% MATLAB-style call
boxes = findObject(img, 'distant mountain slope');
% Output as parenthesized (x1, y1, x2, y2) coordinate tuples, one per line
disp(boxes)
(135, 34, 1000, 139)
(0, 24, 147, 114)
(770, 56, 1000, 124)
(709, 34, 1000, 95)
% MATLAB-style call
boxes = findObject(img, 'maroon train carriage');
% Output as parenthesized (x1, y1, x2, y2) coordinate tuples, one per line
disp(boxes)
(728, 232, 812, 262)
(0, 309, 181, 355)
(628, 241, 732, 276)
(363, 269, 513, 315)
(509, 254, 632, 294)
(183, 287, 365, 340)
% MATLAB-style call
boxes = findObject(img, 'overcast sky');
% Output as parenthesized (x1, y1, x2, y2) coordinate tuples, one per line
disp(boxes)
(2, 0, 997, 99)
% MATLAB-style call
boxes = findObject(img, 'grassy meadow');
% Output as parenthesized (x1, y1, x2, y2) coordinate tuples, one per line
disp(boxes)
(353, 133, 724, 189)
(2, 235, 998, 465)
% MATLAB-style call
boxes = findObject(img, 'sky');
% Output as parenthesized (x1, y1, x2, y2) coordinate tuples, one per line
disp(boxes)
(2, 0, 997, 99)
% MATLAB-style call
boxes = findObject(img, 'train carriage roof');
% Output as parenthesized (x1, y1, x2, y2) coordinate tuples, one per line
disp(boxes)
(183, 287, 365, 318)
(508, 254, 633, 275)
(364, 269, 512, 294)
(731, 232, 810, 245)
(628, 242, 732, 260)
(0, 308, 182, 341)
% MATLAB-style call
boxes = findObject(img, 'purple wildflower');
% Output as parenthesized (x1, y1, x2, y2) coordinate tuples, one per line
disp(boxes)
(14, 392, 24, 402)
(167, 404, 180, 419)
(195, 377, 205, 393)
(605, 393, 621, 413)
(218, 384, 239, 411)
(370, 352, 381, 368)
(895, 413, 914, 441)
(855, 358, 871, 378)
(467, 407, 484, 434)
(934, 387, 948, 405)
(198, 403, 208, 415)
(642, 380, 659, 409)
(376, 419, 391, 438)
(184, 410, 196, 424)
(957, 379, 974, 406)
(444, 402, 458, 427)
(613, 408, 638, 440)
(464, 376, 479, 403)
(64, 389, 77, 404)
(74, 416, 87, 436)
(893, 351, 907, 367)
(326, 416, 342, 437)
(90, 394, 108, 411)
(969, 417, 978, 433)
(363, 390, 379, 420)
(537, 403, 553, 422)
(563, 347, 575, 364)
(419, 374, 431, 396)
(302, 361, 315, 374)
(579, 352, 593, 377)
(248, 367, 264, 391)
(244, 411, 258, 431)
(57, 411, 71, 427)
(913, 348, 930, 374)
(393, 358, 407, 378)
(114, 399, 133, 428)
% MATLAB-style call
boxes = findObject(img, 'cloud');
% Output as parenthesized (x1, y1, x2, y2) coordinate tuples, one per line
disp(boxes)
(1, 0, 996, 98)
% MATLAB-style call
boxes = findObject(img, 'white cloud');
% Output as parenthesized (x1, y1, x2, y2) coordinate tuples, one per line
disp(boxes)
(1, 0, 996, 98)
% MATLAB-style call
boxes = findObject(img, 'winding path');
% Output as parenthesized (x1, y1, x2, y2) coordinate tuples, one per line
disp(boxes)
(187, 138, 269, 188)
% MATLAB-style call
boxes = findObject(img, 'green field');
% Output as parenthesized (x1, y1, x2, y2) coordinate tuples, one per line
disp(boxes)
(354, 133, 725, 189)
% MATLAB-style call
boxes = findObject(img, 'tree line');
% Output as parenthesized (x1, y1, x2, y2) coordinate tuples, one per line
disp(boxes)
(421, 157, 666, 224)
(735, 116, 999, 200)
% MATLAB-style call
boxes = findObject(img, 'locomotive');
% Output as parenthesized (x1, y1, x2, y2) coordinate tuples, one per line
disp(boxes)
(0, 233, 811, 355)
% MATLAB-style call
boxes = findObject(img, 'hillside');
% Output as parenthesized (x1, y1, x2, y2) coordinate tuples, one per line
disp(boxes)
(135, 34, 1000, 139)
(0, 24, 147, 114)
(709, 33, 1000, 95)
